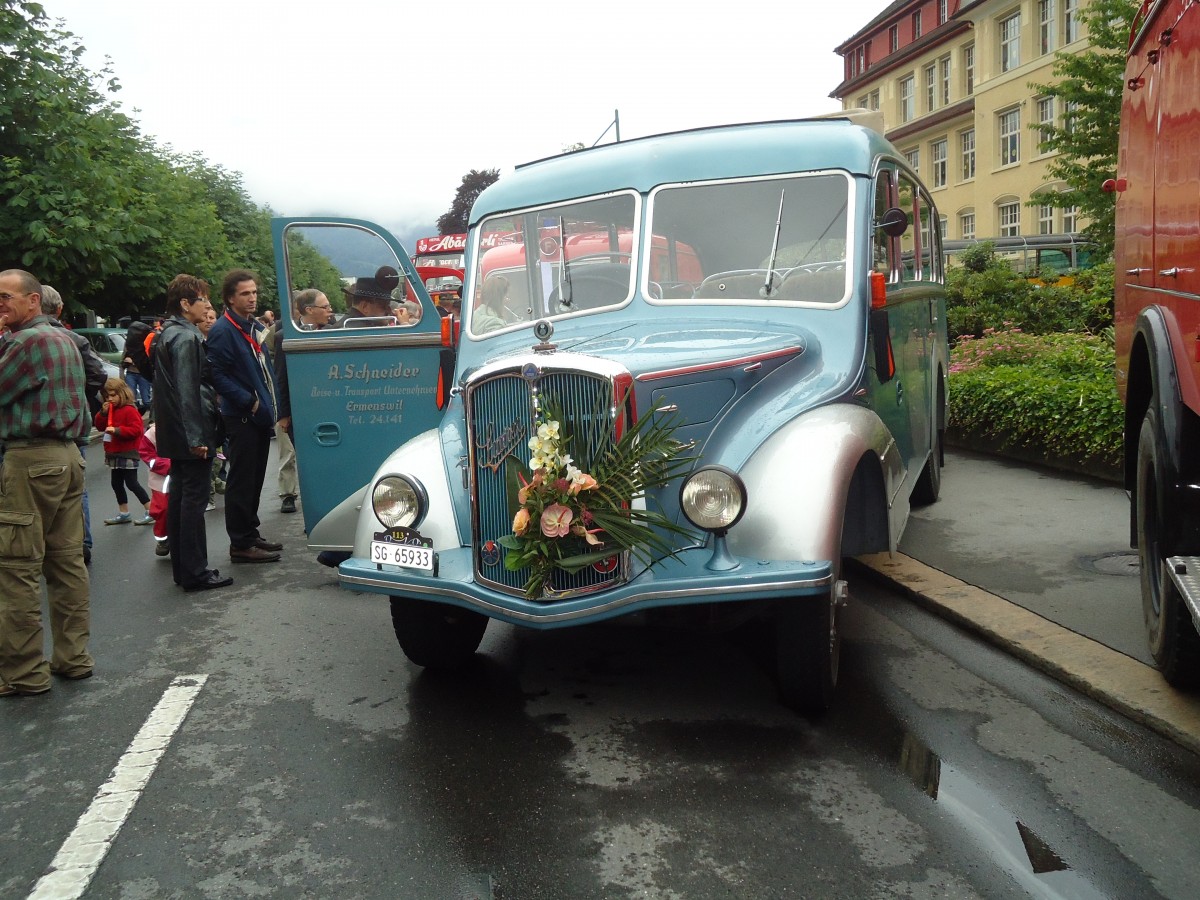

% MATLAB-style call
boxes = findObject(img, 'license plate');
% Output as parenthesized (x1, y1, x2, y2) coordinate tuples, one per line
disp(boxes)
(370, 541, 434, 571)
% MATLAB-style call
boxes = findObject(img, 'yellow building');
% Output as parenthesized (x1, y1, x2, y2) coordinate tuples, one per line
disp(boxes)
(833, 0, 1091, 243)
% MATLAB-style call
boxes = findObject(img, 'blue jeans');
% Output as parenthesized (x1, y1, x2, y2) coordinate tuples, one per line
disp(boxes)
(80, 444, 92, 549)
(126, 371, 153, 409)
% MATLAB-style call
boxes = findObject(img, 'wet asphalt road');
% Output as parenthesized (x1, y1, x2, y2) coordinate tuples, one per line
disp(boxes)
(2, 446, 1200, 898)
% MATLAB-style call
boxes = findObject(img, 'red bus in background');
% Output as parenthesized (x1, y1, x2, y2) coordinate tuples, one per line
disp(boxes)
(413, 234, 467, 308)
(1112, 0, 1200, 686)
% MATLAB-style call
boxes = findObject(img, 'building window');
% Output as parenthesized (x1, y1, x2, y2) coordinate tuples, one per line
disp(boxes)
(913, 10, 923, 39)
(960, 128, 976, 180)
(1039, 203, 1055, 234)
(1064, 99, 1079, 134)
(960, 211, 976, 240)
(931, 138, 948, 188)
(869, 89, 880, 110)
(939, 0, 949, 25)
(904, 146, 920, 173)
(1039, 0, 1056, 55)
(900, 74, 915, 122)
(940, 215, 948, 239)
(1036, 96, 1055, 150)
(939, 56, 951, 106)
(999, 107, 1021, 166)
(1063, 205, 1078, 232)
(1000, 12, 1021, 72)
(890, 24, 899, 52)
(963, 44, 975, 95)
(999, 201, 1021, 237)
(925, 63, 938, 112)
(856, 46, 866, 75)
(1064, 0, 1080, 43)
(858, 94, 869, 108)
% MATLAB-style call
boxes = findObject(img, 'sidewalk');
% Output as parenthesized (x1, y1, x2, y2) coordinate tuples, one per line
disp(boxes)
(857, 448, 1200, 756)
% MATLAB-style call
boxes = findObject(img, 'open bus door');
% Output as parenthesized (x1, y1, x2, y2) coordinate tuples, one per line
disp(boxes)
(271, 218, 450, 556)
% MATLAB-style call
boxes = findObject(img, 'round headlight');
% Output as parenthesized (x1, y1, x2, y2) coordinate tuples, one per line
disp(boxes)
(371, 475, 427, 529)
(680, 466, 746, 533)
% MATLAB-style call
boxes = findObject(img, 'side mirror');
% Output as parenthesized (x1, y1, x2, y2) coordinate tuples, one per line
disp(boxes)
(877, 207, 909, 238)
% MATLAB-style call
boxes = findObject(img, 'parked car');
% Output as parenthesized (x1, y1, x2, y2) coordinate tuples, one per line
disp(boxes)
(73, 327, 127, 366)
(272, 115, 949, 714)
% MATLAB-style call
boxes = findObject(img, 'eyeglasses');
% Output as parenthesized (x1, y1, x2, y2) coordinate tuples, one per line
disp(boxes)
(0, 292, 30, 302)
(308, 304, 333, 310)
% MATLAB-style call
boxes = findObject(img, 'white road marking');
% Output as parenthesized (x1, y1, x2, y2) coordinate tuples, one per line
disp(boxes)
(26, 674, 209, 900)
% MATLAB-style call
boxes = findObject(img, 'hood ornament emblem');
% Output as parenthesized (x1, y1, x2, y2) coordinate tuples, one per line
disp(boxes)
(532, 319, 556, 353)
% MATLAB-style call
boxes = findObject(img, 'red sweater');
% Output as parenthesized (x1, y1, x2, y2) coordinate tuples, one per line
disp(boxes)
(94, 403, 145, 455)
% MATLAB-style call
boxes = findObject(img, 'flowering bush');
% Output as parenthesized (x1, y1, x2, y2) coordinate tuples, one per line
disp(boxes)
(948, 329, 1122, 467)
(498, 404, 693, 599)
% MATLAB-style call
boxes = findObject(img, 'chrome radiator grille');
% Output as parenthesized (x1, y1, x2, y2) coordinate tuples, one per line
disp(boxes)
(467, 367, 625, 597)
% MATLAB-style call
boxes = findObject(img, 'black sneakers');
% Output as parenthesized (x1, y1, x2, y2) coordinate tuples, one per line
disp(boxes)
(281, 495, 297, 514)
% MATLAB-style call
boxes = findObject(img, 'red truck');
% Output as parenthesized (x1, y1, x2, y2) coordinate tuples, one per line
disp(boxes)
(1113, 0, 1200, 685)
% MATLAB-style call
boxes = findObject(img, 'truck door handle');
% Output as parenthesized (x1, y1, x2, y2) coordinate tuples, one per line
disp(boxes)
(1159, 267, 1182, 278)
(1126, 268, 1147, 277)
(314, 423, 342, 447)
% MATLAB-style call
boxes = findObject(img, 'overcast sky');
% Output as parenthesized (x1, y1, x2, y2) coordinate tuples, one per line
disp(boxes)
(43, 0, 887, 239)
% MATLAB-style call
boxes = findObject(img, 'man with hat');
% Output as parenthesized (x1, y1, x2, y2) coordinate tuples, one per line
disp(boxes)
(0, 269, 93, 696)
(342, 266, 402, 325)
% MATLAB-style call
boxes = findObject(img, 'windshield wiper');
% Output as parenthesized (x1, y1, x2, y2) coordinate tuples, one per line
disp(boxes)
(761, 189, 786, 298)
(556, 216, 573, 307)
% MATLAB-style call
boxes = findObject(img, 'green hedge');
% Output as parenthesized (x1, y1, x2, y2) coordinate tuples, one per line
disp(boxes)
(948, 330, 1123, 469)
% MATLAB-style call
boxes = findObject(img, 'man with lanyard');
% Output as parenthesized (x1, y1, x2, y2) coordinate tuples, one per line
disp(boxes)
(206, 269, 283, 563)
(0, 269, 93, 696)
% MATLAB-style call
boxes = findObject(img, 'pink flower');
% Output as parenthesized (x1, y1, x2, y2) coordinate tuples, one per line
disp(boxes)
(540, 503, 573, 538)
(517, 471, 543, 505)
(571, 522, 605, 546)
(554, 478, 571, 493)
(512, 507, 531, 536)
(568, 472, 598, 495)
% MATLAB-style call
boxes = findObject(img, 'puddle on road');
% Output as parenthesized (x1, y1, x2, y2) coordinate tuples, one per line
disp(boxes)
(897, 731, 1109, 898)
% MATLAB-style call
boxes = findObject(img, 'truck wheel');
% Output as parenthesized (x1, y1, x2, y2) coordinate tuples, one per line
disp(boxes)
(1136, 410, 1200, 686)
(389, 596, 488, 670)
(775, 571, 846, 715)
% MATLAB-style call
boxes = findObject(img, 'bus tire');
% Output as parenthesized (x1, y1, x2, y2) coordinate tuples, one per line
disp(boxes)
(775, 567, 844, 716)
(390, 596, 488, 671)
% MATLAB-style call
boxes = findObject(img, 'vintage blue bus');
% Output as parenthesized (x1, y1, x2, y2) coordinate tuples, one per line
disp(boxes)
(272, 115, 948, 714)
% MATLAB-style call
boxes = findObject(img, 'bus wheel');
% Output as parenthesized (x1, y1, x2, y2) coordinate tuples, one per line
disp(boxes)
(775, 572, 846, 716)
(390, 596, 488, 670)
(1136, 410, 1200, 687)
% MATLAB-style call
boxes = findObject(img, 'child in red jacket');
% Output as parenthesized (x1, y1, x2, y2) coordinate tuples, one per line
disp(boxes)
(95, 377, 154, 526)
(138, 423, 171, 556)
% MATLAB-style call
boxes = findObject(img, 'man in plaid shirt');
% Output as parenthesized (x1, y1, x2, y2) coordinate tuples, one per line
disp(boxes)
(0, 268, 93, 697)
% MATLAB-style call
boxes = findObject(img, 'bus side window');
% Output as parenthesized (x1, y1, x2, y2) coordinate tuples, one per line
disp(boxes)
(873, 172, 895, 279)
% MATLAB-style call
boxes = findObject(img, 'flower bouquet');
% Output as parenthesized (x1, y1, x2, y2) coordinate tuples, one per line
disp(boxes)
(497, 399, 693, 599)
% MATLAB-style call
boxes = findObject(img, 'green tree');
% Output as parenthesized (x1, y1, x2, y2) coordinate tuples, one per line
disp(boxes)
(0, 1, 279, 321)
(1029, 0, 1140, 257)
(436, 168, 499, 236)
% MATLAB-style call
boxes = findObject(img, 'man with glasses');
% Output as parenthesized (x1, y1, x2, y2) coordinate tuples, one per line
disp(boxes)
(154, 274, 231, 592)
(0, 269, 93, 696)
(270, 289, 333, 514)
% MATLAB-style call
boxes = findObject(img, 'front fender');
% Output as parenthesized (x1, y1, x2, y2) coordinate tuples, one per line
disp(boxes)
(351, 429, 461, 555)
(726, 404, 905, 563)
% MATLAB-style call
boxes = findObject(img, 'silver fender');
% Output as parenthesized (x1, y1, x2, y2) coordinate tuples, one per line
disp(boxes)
(351, 429, 460, 556)
(726, 404, 906, 564)
(309, 485, 367, 551)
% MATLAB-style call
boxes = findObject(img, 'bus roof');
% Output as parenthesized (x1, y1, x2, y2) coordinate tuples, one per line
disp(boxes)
(469, 118, 896, 227)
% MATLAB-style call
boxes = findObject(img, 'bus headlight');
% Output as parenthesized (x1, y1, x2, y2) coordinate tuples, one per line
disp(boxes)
(371, 475, 427, 529)
(679, 466, 746, 533)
